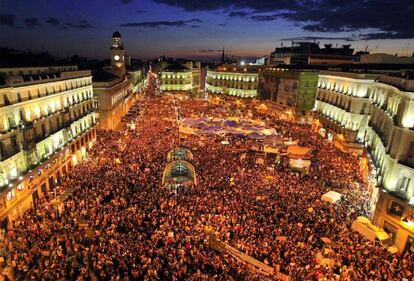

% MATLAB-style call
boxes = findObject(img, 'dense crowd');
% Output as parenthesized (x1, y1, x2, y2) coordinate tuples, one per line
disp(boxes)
(2, 78, 413, 280)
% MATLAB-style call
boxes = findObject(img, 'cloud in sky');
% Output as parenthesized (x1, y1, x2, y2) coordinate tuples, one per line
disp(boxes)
(154, 0, 414, 39)
(281, 36, 356, 42)
(250, 14, 279, 22)
(65, 20, 95, 29)
(228, 11, 250, 18)
(24, 17, 41, 28)
(120, 18, 201, 28)
(0, 14, 18, 28)
(197, 49, 222, 53)
(45, 17, 60, 26)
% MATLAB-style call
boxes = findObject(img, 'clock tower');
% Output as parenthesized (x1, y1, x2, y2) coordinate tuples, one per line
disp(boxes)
(110, 31, 126, 78)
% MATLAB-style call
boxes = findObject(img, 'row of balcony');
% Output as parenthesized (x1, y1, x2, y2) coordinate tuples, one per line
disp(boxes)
(315, 112, 358, 142)
(0, 98, 93, 135)
(2, 84, 92, 108)
(206, 82, 257, 91)
(317, 97, 353, 113)
(317, 85, 362, 97)
(0, 110, 94, 162)
(368, 122, 389, 149)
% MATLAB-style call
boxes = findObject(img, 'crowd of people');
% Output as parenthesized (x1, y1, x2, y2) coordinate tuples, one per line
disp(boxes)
(1, 76, 413, 280)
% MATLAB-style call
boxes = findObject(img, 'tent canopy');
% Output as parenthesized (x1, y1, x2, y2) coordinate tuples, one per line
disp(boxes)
(321, 191, 342, 203)
(248, 132, 265, 140)
(162, 160, 196, 186)
(287, 145, 312, 159)
(289, 158, 311, 171)
(224, 120, 238, 127)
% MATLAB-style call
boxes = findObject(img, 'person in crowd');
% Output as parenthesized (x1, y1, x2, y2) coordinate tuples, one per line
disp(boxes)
(4, 77, 413, 281)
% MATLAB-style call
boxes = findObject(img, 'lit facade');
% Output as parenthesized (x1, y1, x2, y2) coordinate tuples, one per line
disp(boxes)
(129, 69, 146, 93)
(160, 61, 201, 91)
(161, 71, 193, 91)
(313, 72, 414, 252)
(366, 76, 414, 253)
(205, 65, 259, 98)
(93, 75, 134, 130)
(0, 66, 97, 226)
(313, 71, 376, 150)
(93, 31, 144, 130)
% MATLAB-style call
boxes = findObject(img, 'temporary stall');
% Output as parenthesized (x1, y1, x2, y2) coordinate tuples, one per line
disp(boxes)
(287, 145, 312, 159)
(289, 158, 311, 172)
(351, 216, 393, 247)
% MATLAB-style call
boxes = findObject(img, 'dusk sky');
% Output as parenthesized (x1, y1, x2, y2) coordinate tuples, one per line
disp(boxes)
(1, 0, 413, 60)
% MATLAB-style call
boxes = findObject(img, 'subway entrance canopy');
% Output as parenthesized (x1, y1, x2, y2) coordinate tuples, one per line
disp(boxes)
(167, 147, 194, 162)
(162, 160, 197, 189)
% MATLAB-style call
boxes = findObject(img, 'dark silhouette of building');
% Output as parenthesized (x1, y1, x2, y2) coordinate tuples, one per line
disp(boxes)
(269, 41, 355, 66)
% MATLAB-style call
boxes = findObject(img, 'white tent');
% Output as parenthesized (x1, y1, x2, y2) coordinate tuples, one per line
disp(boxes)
(321, 191, 342, 203)
(351, 216, 389, 242)
(289, 158, 311, 171)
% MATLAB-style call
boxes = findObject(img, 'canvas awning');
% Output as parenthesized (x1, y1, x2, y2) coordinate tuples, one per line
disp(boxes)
(321, 191, 342, 203)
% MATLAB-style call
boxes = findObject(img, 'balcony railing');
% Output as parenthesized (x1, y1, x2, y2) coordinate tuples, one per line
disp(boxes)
(33, 110, 93, 144)
(369, 122, 388, 147)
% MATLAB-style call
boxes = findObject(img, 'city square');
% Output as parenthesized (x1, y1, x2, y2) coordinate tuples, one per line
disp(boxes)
(1, 0, 413, 280)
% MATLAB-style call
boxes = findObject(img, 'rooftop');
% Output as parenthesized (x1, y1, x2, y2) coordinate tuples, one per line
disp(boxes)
(376, 74, 414, 91)
(92, 69, 119, 82)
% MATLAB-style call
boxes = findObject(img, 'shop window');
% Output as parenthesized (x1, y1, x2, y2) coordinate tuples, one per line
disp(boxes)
(405, 236, 414, 253)
(383, 221, 398, 244)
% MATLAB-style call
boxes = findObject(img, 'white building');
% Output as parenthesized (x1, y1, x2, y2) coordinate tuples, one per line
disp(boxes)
(205, 64, 261, 98)
(93, 31, 145, 130)
(0, 65, 97, 226)
(160, 60, 201, 92)
(313, 71, 414, 252)
(314, 71, 376, 148)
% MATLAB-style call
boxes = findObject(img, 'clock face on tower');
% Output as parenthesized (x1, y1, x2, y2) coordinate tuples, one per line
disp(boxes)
(114, 55, 120, 61)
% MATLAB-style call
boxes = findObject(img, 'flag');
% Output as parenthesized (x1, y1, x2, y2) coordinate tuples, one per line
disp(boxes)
(388, 201, 404, 217)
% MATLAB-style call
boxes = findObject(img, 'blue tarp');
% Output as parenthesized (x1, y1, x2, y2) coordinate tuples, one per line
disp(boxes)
(248, 132, 265, 140)
(224, 120, 238, 127)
